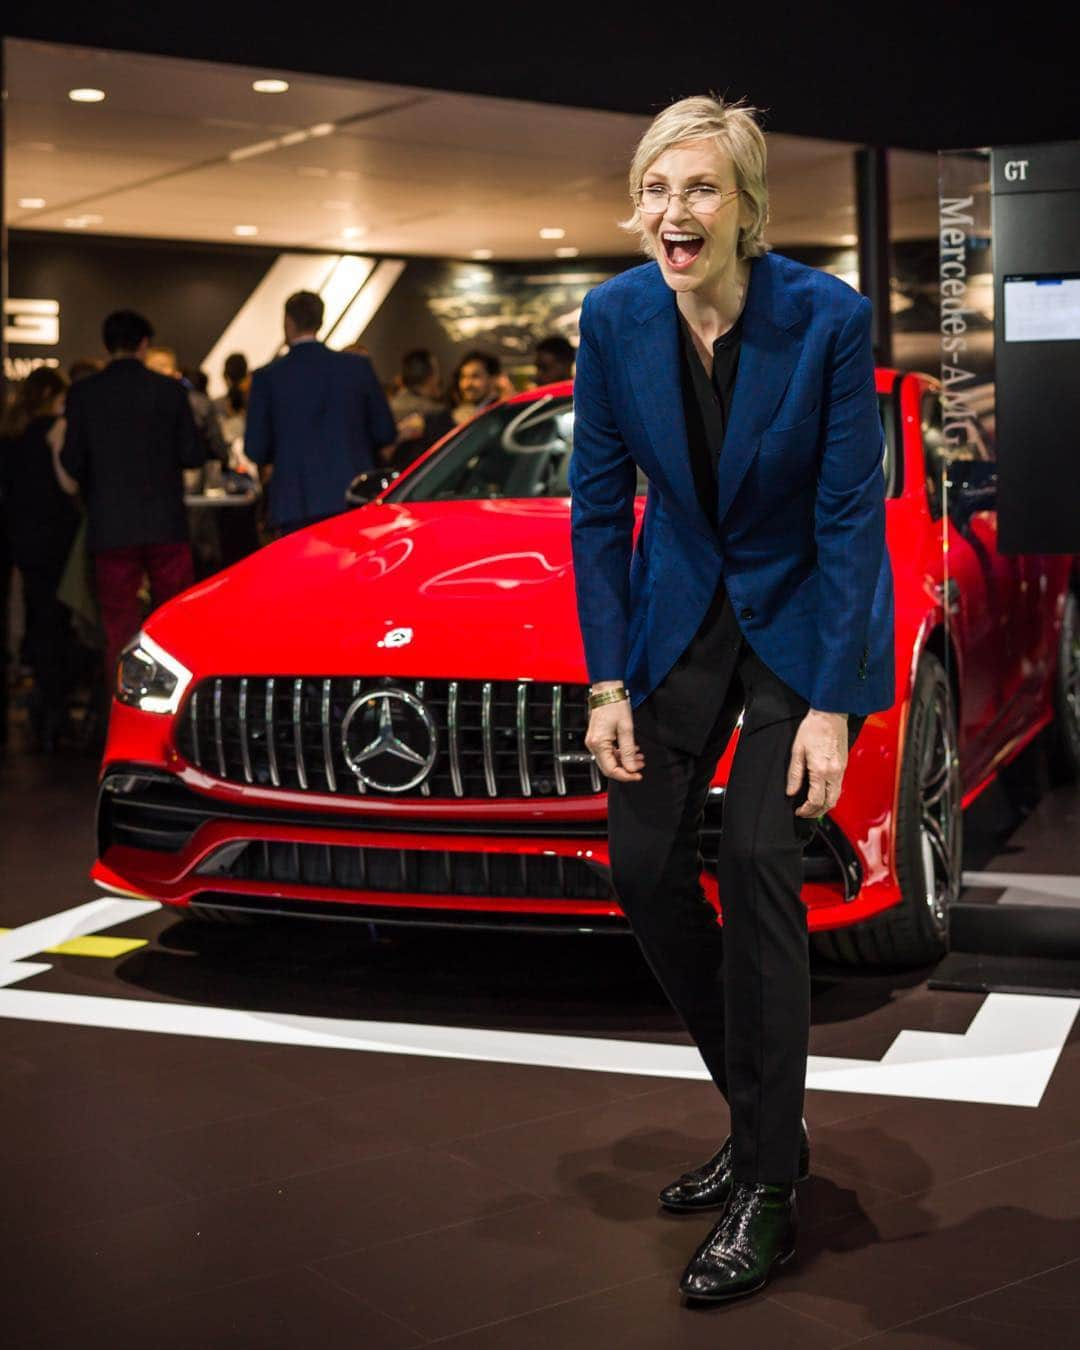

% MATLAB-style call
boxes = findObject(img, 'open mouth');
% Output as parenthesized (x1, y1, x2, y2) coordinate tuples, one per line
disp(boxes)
(661, 232, 705, 268)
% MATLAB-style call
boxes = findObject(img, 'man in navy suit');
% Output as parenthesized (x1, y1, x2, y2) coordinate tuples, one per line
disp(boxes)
(244, 291, 396, 535)
(569, 96, 894, 1304)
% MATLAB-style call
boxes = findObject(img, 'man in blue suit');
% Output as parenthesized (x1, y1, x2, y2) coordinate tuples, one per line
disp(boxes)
(244, 290, 397, 534)
(569, 96, 894, 1304)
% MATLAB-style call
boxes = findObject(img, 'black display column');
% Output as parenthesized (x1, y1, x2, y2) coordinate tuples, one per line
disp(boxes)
(992, 141, 1080, 554)
(855, 146, 892, 366)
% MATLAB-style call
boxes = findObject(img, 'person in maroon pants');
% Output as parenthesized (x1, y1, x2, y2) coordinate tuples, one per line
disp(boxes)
(59, 310, 204, 692)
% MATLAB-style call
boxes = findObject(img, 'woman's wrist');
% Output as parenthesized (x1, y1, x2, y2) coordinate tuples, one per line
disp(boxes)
(588, 683, 629, 711)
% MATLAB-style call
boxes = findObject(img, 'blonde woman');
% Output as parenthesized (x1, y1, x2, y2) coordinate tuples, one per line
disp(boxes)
(568, 95, 894, 1302)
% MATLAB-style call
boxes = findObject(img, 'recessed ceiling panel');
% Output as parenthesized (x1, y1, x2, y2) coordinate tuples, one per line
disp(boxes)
(4, 37, 890, 257)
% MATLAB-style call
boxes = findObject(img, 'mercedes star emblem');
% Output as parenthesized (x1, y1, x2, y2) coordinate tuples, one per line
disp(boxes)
(378, 627, 414, 648)
(340, 688, 438, 792)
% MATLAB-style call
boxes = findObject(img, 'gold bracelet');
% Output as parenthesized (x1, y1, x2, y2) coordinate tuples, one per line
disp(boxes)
(588, 686, 629, 710)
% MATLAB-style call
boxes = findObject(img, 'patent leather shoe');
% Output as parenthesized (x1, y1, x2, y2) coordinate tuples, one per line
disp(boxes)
(679, 1179, 797, 1302)
(659, 1117, 809, 1212)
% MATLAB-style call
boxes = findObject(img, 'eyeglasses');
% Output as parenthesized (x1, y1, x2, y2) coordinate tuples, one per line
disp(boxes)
(634, 185, 742, 215)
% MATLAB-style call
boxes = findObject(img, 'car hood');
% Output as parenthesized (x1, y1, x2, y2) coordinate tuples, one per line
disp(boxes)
(147, 499, 626, 682)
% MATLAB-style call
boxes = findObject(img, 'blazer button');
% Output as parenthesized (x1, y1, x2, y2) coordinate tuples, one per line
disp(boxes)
(740, 607, 754, 621)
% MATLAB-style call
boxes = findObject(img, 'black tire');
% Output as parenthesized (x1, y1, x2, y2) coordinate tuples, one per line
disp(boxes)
(811, 652, 962, 969)
(1047, 590, 1080, 785)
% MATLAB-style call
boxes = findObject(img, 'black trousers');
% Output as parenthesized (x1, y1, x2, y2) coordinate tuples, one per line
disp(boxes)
(19, 560, 74, 722)
(607, 581, 863, 1185)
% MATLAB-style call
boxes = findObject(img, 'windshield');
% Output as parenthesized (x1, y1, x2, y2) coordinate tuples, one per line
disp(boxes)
(388, 391, 897, 502)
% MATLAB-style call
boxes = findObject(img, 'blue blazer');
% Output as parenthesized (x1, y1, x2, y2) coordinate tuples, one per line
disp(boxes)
(245, 341, 397, 526)
(568, 252, 895, 716)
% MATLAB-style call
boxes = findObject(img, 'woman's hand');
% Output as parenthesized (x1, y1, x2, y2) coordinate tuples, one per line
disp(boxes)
(585, 683, 645, 782)
(786, 709, 848, 817)
(48, 417, 81, 496)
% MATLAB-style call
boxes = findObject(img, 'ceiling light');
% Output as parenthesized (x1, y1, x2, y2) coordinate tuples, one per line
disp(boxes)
(539, 227, 566, 240)
(18, 197, 46, 209)
(839, 233, 858, 246)
(470, 248, 494, 260)
(555, 246, 580, 258)
(64, 213, 103, 229)
(68, 87, 106, 103)
(233, 224, 259, 236)
(342, 226, 367, 239)
(252, 79, 289, 94)
(308, 123, 335, 137)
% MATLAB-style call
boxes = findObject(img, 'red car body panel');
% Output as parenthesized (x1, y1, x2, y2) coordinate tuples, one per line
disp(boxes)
(92, 373, 1072, 935)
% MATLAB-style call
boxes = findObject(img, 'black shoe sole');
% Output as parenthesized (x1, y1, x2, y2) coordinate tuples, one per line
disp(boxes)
(679, 1242, 797, 1302)
(660, 1165, 810, 1213)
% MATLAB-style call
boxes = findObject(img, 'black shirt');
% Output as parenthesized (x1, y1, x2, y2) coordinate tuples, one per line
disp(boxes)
(678, 308, 744, 528)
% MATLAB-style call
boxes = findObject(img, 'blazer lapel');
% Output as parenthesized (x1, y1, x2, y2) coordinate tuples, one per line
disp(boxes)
(715, 255, 806, 525)
(620, 255, 808, 538)
(623, 269, 717, 540)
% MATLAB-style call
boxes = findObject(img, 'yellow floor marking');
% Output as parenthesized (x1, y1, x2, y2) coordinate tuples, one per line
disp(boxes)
(0, 929, 147, 958)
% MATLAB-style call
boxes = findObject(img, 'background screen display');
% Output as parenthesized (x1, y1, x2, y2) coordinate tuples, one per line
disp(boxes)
(1003, 273, 1080, 342)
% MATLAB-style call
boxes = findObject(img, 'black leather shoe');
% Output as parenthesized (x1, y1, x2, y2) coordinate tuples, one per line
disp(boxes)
(659, 1117, 809, 1212)
(679, 1180, 797, 1302)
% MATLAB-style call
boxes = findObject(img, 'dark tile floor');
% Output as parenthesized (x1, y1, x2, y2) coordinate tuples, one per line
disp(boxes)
(2, 739, 1079, 1348)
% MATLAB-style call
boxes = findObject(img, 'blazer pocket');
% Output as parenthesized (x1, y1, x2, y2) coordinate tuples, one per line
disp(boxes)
(760, 405, 820, 454)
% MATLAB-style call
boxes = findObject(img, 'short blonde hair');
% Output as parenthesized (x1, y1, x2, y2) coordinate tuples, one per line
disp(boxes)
(620, 94, 770, 261)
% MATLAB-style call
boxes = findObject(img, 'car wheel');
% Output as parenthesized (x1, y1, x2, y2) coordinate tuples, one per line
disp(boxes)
(1047, 590, 1080, 784)
(811, 652, 962, 969)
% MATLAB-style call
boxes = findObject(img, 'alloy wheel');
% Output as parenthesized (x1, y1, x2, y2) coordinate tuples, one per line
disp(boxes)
(918, 684, 961, 936)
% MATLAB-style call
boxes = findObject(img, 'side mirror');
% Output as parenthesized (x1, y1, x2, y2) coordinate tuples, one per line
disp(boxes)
(346, 470, 399, 507)
(946, 459, 997, 527)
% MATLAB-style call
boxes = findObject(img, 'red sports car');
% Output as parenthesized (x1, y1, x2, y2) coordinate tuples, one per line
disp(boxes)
(95, 374, 1079, 968)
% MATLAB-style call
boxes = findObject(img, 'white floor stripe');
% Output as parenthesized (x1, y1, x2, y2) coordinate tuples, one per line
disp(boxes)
(996, 887, 1080, 910)
(0, 900, 1075, 1107)
(0, 898, 160, 964)
(804, 992, 1079, 1107)
(962, 871, 1080, 900)
(0, 962, 52, 988)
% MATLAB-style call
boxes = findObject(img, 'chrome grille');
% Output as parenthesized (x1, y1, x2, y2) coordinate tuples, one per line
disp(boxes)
(176, 677, 601, 800)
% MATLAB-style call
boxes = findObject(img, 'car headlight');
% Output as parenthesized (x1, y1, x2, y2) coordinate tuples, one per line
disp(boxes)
(116, 633, 193, 715)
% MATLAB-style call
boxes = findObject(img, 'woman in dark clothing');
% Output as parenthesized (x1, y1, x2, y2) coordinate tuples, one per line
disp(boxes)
(0, 367, 80, 749)
(212, 352, 250, 450)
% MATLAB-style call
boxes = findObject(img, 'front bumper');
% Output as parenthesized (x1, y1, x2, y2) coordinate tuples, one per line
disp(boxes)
(93, 762, 900, 935)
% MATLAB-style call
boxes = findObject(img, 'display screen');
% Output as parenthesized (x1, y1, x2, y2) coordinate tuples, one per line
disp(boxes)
(1003, 273, 1080, 342)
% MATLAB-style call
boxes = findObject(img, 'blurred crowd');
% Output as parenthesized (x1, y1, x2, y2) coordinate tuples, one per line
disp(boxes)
(0, 288, 575, 755)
